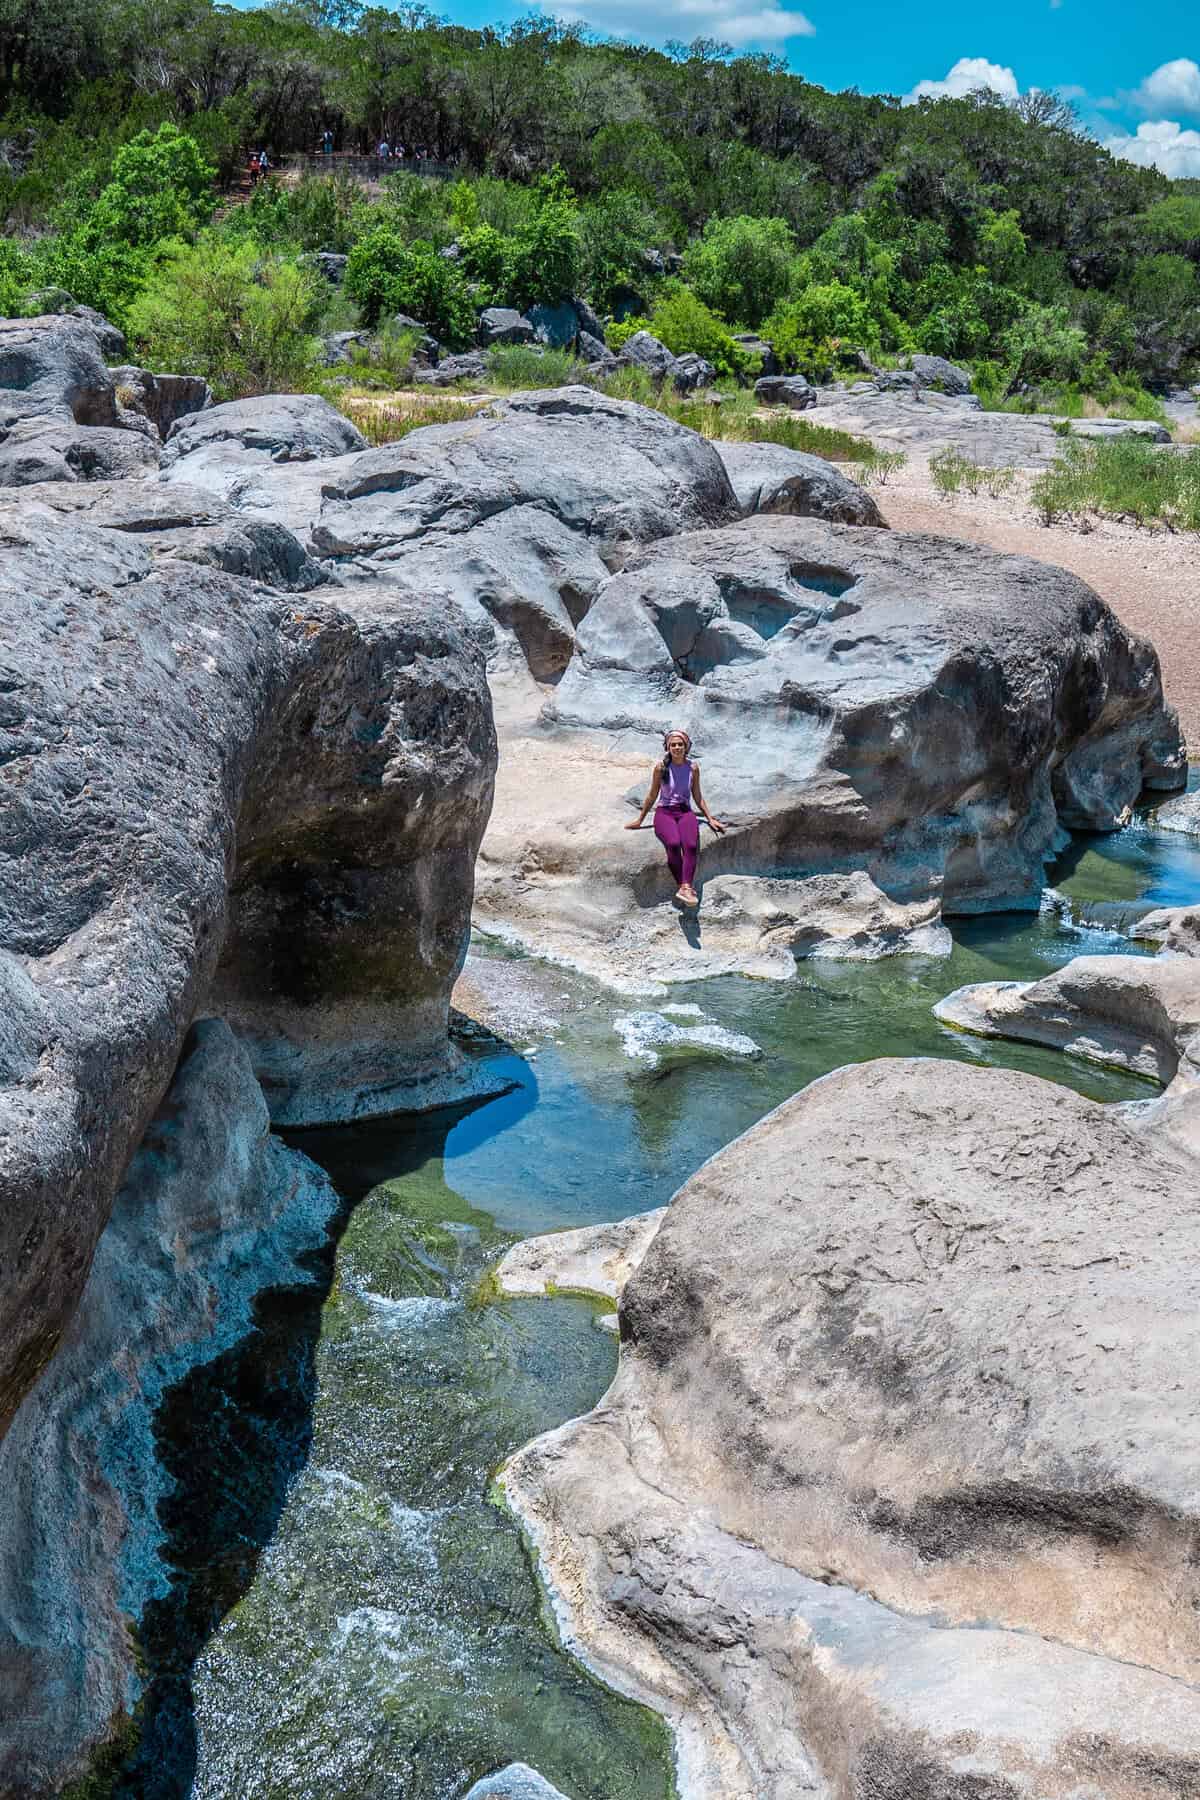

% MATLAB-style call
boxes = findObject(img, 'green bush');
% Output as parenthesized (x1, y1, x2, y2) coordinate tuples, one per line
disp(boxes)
(85, 124, 214, 249)
(763, 281, 876, 374)
(457, 224, 510, 298)
(642, 285, 753, 380)
(681, 214, 795, 329)
(344, 229, 476, 344)
(579, 189, 667, 313)
(1031, 437, 1200, 530)
(127, 235, 323, 399)
(504, 169, 582, 310)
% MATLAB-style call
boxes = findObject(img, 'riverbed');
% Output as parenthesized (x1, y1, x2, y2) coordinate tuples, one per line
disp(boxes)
(112, 805, 1197, 1800)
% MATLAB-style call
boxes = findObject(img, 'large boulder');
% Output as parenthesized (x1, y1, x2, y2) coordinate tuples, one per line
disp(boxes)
(618, 330, 675, 381)
(307, 388, 739, 684)
(463, 1767, 570, 1800)
(0, 313, 118, 427)
(472, 515, 1184, 986)
(0, 418, 160, 486)
(413, 350, 490, 387)
(753, 374, 817, 410)
(109, 364, 212, 439)
(504, 1058, 1200, 1797)
(162, 391, 366, 468)
(906, 352, 973, 395)
(714, 439, 885, 526)
(0, 506, 496, 1444)
(669, 351, 715, 393)
(577, 330, 617, 372)
(0, 1020, 339, 1795)
(478, 306, 536, 347)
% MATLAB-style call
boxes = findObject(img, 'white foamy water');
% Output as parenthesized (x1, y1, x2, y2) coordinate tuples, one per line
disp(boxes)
(612, 1010, 763, 1069)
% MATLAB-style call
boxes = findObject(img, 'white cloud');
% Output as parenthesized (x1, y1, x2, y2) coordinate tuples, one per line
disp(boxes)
(1104, 118, 1200, 179)
(556, 0, 815, 46)
(904, 56, 1020, 105)
(1134, 58, 1200, 118)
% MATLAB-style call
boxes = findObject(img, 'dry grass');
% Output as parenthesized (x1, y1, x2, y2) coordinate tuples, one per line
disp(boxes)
(340, 388, 487, 445)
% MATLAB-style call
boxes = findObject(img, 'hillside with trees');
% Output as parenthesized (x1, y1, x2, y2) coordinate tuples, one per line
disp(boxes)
(1, 0, 1198, 406)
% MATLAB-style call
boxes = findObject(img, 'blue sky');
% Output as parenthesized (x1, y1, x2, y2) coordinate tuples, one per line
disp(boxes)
(425, 0, 1200, 176)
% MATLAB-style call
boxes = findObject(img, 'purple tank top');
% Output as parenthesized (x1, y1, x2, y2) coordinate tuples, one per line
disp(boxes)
(658, 758, 693, 810)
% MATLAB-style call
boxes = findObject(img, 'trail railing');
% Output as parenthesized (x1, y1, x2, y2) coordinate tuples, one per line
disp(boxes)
(285, 152, 459, 182)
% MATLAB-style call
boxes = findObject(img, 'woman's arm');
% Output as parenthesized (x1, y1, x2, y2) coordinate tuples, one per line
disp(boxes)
(625, 763, 662, 828)
(692, 763, 724, 833)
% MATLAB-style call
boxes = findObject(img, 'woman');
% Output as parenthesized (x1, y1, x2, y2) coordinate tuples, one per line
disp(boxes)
(626, 728, 724, 907)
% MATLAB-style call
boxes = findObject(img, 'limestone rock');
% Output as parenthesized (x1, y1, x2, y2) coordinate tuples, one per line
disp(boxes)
(414, 350, 490, 386)
(496, 1210, 666, 1303)
(618, 330, 675, 381)
(810, 386, 1170, 466)
(504, 1058, 1200, 1797)
(571, 297, 605, 342)
(0, 418, 160, 486)
(577, 330, 617, 370)
(732, 332, 777, 375)
(753, 374, 817, 410)
(670, 351, 715, 393)
(162, 391, 367, 466)
(0, 510, 495, 1438)
(0, 1020, 339, 1794)
(1154, 787, 1200, 837)
(0, 312, 118, 427)
(713, 439, 885, 526)
(478, 306, 536, 347)
(109, 365, 212, 439)
(906, 352, 973, 394)
(544, 514, 1181, 895)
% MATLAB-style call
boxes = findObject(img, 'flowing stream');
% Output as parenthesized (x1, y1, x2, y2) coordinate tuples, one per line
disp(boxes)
(111, 810, 1198, 1800)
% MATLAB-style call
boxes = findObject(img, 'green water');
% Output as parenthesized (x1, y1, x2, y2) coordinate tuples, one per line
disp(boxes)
(122, 808, 1198, 1800)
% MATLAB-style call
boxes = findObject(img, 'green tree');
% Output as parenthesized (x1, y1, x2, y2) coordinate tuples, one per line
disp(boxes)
(127, 235, 323, 399)
(681, 214, 794, 327)
(85, 123, 214, 248)
(344, 227, 477, 343)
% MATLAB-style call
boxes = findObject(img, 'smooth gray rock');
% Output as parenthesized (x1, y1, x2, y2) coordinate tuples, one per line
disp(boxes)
(320, 328, 374, 366)
(906, 352, 973, 394)
(463, 1765, 570, 1800)
(754, 374, 817, 410)
(528, 299, 578, 349)
(162, 392, 366, 465)
(618, 330, 674, 381)
(311, 250, 349, 283)
(1155, 787, 1200, 836)
(0, 417, 159, 485)
(413, 350, 489, 386)
(811, 388, 1166, 466)
(478, 306, 536, 347)
(0, 508, 495, 1442)
(109, 365, 212, 439)
(0, 1019, 339, 1794)
(0, 313, 118, 426)
(669, 351, 715, 393)
(571, 297, 605, 343)
(714, 439, 885, 527)
(543, 516, 1183, 915)
(577, 330, 617, 371)
(310, 387, 738, 680)
(504, 1058, 1200, 1797)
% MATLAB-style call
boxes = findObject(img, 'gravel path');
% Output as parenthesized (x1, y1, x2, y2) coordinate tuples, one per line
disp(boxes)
(879, 466, 1200, 749)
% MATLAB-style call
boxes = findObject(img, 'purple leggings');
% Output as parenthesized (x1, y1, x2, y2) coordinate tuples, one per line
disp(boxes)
(654, 806, 699, 887)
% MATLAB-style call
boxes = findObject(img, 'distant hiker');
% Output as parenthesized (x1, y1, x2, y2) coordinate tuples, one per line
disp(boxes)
(322, 128, 334, 156)
(247, 149, 261, 186)
(257, 148, 270, 177)
(625, 728, 724, 907)
(377, 137, 390, 159)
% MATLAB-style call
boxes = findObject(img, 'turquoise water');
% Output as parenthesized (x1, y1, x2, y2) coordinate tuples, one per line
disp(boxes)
(117, 810, 1196, 1800)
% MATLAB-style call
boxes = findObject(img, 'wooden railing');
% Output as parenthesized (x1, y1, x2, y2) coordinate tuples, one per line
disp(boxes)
(284, 152, 458, 182)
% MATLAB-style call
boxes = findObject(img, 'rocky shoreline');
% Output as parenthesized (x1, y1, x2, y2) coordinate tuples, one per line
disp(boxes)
(0, 308, 1195, 1795)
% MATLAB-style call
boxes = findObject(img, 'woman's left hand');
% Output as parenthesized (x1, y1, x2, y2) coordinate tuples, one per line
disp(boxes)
(707, 817, 726, 835)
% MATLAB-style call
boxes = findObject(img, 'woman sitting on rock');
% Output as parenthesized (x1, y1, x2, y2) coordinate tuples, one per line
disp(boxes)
(626, 727, 724, 907)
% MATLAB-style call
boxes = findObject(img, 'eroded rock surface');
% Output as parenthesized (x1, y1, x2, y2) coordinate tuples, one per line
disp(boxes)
(0, 1020, 339, 1795)
(811, 386, 1171, 466)
(475, 514, 1182, 987)
(0, 507, 494, 1438)
(713, 439, 885, 526)
(504, 1058, 1200, 1797)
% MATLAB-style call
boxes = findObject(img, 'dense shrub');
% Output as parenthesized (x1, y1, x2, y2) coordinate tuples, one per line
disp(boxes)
(764, 282, 877, 373)
(127, 236, 323, 398)
(640, 285, 754, 380)
(681, 215, 795, 328)
(344, 229, 476, 344)
(85, 124, 214, 248)
(503, 169, 582, 309)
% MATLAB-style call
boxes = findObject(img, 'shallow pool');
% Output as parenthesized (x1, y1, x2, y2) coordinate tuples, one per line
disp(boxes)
(112, 807, 1196, 1800)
